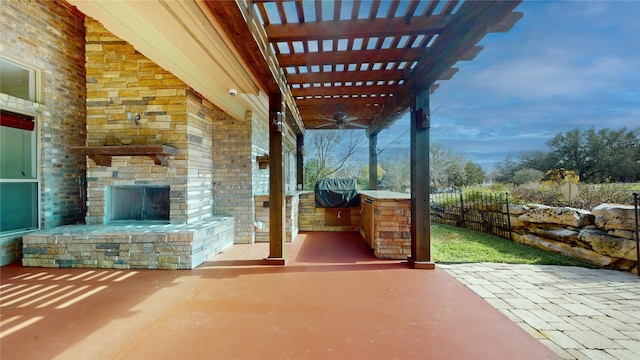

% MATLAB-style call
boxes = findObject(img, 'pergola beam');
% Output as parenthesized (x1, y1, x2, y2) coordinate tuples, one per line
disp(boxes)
(264, 14, 447, 41)
(286, 69, 407, 84)
(277, 48, 423, 67)
(292, 84, 399, 98)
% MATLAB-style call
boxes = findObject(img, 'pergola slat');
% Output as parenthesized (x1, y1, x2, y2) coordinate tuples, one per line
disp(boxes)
(213, 0, 522, 133)
(286, 69, 407, 84)
(277, 48, 423, 67)
(264, 16, 447, 41)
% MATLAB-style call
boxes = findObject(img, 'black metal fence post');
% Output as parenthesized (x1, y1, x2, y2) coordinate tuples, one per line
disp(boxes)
(634, 192, 639, 277)
(459, 190, 465, 228)
(506, 192, 512, 241)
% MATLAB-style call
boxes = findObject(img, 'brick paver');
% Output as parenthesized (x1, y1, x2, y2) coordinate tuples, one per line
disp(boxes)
(441, 263, 640, 360)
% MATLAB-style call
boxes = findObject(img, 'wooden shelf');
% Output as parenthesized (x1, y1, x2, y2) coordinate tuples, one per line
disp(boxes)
(256, 155, 270, 169)
(69, 145, 179, 166)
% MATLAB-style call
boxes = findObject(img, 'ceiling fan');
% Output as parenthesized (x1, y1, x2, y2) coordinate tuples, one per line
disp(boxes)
(316, 104, 367, 129)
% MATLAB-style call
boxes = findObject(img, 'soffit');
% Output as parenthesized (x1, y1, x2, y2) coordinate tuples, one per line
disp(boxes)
(207, 0, 522, 135)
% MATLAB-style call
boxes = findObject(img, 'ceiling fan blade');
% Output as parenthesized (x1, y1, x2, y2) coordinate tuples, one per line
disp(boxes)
(318, 115, 338, 122)
(348, 123, 368, 129)
(314, 123, 333, 129)
(343, 116, 359, 122)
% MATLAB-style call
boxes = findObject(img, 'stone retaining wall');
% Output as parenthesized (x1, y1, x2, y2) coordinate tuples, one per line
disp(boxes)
(510, 203, 638, 273)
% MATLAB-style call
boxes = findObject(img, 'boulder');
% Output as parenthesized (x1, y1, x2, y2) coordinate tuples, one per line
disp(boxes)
(529, 226, 580, 244)
(519, 205, 594, 227)
(607, 229, 636, 241)
(508, 204, 529, 216)
(592, 203, 638, 231)
(579, 229, 637, 261)
(516, 233, 615, 267)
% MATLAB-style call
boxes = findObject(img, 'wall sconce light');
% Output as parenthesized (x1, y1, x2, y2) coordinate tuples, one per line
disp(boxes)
(270, 111, 282, 132)
(416, 108, 430, 129)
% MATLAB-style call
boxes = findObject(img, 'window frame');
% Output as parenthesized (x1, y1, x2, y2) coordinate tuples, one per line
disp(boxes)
(1, 57, 40, 235)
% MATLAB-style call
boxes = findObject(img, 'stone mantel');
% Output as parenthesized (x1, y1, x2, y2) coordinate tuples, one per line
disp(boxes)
(69, 145, 179, 166)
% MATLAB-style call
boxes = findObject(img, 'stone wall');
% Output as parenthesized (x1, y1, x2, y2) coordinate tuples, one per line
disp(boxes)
(84, 17, 190, 224)
(211, 108, 255, 243)
(510, 203, 638, 273)
(298, 192, 361, 232)
(22, 218, 234, 269)
(254, 194, 300, 243)
(373, 199, 411, 259)
(0, 0, 87, 265)
(251, 111, 270, 195)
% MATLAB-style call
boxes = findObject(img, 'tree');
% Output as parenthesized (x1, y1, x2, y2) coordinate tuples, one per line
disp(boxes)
(548, 127, 640, 183)
(463, 161, 485, 186)
(512, 168, 544, 185)
(518, 150, 554, 173)
(494, 156, 519, 183)
(303, 130, 364, 189)
(430, 143, 461, 189)
(380, 157, 407, 192)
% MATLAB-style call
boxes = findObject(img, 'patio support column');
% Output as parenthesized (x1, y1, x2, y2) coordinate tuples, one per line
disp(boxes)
(369, 133, 378, 190)
(267, 92, 286, 264)
(296, 133, 304, 190)
(408, 85, 435, 269)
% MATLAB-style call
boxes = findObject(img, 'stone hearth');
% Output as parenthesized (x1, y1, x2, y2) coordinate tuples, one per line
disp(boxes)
(22, 217, 233, 269)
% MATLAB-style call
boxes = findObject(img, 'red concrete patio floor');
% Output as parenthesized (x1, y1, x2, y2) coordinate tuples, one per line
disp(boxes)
(1, 232, 558, 359)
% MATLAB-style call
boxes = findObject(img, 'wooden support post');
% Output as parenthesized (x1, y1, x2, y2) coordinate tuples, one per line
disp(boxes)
(408, 85, 435, 269)
(267, 93, 286, 264)
(297, 133, 304, 190)
(369, 133, 378, 190)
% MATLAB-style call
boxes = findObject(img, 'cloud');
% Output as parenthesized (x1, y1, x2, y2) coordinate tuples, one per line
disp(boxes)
(376, 1, 639, 172)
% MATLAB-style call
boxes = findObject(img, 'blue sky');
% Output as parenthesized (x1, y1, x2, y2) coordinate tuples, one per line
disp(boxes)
(376, 0, 640, 171)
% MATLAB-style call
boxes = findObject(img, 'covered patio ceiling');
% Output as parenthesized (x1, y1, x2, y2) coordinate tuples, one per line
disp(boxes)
(206, 0, 523, 136)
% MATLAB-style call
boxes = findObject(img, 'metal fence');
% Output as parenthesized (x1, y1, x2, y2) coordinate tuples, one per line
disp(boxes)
(430, 191, 512, 240)
(634, 193, 639, 277)
(432, 191, 640, 276)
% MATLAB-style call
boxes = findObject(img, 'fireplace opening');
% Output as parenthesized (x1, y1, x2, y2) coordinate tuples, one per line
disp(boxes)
(110, 185, 170, 223)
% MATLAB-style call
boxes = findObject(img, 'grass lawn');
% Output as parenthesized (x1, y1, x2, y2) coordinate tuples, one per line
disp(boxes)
(431, 222, 599, 267)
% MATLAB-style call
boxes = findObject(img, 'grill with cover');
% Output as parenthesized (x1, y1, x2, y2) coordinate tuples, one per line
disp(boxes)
(314, 178, 360, 208)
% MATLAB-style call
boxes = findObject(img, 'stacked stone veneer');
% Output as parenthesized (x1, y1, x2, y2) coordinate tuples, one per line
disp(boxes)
(359, 194, 412, 259)
(298, 192, 361, 232)
(212, 110, 259, 243)
(20, 15, 247, 269)
(254, 194, 300, 243)
(0, 0, 86, 265)
(22, 218, 233, 269)
(85, 17, 194, 224)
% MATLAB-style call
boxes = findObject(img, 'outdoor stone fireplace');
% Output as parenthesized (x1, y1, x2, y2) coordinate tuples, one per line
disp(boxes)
(21, 18, 235, 269)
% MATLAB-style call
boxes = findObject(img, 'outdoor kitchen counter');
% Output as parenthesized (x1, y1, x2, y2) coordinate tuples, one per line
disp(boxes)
(358, 190, 411, 200)
(358, 191, 411, 259)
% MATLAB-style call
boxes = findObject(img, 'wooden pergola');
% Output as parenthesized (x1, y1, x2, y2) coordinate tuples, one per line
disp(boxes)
(206, 0, 522, 267)
(70, 0, 522, 267)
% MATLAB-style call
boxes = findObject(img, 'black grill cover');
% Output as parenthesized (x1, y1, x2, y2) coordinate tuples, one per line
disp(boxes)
(314, 178, 360, 208)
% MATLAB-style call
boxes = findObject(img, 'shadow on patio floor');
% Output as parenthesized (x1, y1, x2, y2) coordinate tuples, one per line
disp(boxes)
(1, 231, 558, 359)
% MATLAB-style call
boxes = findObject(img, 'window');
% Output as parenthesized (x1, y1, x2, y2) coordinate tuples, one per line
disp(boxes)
(0, 58, 36, 102)
(1, 110, 38, 233)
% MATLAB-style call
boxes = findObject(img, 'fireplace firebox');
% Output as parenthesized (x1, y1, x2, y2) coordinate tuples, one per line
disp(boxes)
(110, 185, 170, 222)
